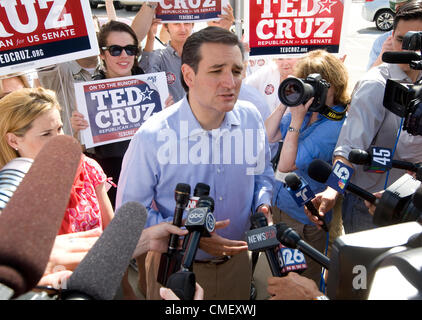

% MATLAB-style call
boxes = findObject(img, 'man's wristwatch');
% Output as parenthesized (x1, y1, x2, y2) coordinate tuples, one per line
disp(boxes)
(288, 126, 300, 133)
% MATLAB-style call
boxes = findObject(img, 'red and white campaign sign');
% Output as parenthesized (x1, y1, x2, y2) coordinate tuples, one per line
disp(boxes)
(245, 0, 349, 57)
(154, 0, 229, 22)
(0, 0, 99, 77)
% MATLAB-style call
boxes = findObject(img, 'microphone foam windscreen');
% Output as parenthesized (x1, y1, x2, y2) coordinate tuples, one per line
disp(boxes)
(285, 173, 302, 190)
(307, 159, 332, 183)
(0, 135, 82, 295)
(66, 201, 147, 300)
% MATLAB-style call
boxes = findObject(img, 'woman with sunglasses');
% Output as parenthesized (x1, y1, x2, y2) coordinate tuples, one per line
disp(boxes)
(71, 21, 173, 209)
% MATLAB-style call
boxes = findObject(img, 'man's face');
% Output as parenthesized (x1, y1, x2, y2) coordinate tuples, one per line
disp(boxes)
(392, 19, 422, 72)
(183, 42, 243, 116)
(166, 23, 194, 44)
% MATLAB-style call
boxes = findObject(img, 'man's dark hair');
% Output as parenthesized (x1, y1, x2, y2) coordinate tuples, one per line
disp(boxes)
(393, 0, 422, 31)
(180, 26, 244, 92)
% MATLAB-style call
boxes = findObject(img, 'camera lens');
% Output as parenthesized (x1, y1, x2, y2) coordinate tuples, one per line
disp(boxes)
(278, 77, 314, 107)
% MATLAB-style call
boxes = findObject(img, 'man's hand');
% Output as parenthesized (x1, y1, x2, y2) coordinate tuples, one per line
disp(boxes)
(133, 222, 189, 258)
(207, 4, 234, 30)
(364, 191, 383, 216)
(199, 219, 248, 257)
(45, 228, 102, 274)
(160, 282, 204, 300)
(256, 204, 273, 225)
(304, 187, 338, 230)
(267, 272, 323, 300)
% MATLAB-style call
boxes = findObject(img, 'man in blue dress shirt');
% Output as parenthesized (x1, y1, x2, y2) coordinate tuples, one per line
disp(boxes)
(116, 26, 274, 300)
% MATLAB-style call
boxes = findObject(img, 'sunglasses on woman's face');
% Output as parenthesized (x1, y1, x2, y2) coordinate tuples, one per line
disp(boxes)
(101, 45, 138, 56)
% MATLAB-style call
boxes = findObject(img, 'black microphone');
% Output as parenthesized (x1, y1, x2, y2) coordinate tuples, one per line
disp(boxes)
(62, 201, 147, 300)
(276, 223, 330, 270)
(249, 212, 284, 277)
(348, 148, 419, 172)
(181, 183, 210, 257)
(0, 135, 82, 298)
(284, 173, 329, 232)
(169, 183, 191, 250)
(308, 159, 378, 204)
(166, 196, 216, 300)
(157, 183, 191, 286)
(382, 51, 421, 64)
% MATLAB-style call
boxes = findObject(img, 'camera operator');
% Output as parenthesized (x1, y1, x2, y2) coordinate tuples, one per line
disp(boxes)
(265, 50, 349, 285)
(308, 1, 422, 234)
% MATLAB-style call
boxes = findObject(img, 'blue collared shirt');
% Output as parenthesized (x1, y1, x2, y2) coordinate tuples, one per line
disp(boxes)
(272, 106, 346, 225)
(116, 96, 274, 260)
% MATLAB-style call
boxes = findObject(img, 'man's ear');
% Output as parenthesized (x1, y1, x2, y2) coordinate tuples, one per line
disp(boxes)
(181, 63, 195, 89)
(5, 132, 19, 150)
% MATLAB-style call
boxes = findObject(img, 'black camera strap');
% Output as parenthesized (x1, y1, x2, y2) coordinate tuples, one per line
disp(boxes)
(320, 104, 347, 121)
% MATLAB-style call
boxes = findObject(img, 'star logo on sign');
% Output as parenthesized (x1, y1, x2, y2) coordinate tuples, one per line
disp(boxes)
(142, 87, 154, 101)
(319, 0, 337, 14)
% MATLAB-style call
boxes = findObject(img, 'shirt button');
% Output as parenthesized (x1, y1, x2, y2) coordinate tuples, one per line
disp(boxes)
(219, 196, 223, 201)
(217, 168, 221, 173)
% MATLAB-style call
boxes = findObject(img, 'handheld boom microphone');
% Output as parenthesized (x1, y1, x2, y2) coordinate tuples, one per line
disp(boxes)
(276, 223, 330, 270)
(166, 196, 216, 300)
(250, 212, 284, 277)
(0, 135, 82, 297)
(63, 201, 147, 300)
(308, 159, 378, 204)
(284, 173, 329, 232)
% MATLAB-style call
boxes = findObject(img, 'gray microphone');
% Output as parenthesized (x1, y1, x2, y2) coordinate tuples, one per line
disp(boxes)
(63, 201, 147, 300)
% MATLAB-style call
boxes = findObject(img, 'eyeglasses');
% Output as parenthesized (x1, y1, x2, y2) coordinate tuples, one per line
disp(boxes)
(101, 45, 139, 56)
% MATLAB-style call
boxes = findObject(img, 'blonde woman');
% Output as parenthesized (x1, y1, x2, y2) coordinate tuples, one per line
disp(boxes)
(265, 49, 351, 286)
(0, 87, 114, 233)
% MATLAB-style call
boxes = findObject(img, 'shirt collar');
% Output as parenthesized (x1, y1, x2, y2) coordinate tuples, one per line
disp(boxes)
(387, 63, 422, 82)
(178, 96, 241, 140)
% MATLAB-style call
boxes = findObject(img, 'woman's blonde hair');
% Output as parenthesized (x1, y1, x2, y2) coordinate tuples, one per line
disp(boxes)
(0, 87, 61, 167)
(293, 49, 351, 106)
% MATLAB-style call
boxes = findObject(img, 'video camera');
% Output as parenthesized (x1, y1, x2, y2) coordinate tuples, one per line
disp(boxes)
(383, 31, 422, 135)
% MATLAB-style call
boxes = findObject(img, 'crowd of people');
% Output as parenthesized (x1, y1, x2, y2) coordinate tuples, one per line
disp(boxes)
(0, 0, 421, 300)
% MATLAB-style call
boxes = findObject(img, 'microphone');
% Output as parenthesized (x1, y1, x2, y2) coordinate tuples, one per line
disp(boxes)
(0, 135, 82, 298)
(249, 212, 284, 277)
(62, 201, 147, 300)
(166, 196, 216, 300)
(169, 183, 191, 251)
(181, 183, 211, 259)
(276, 223, 330, 270)
(382, 51, 421, 64)
(308, 159, 378, 204)
(284, 173, 329, 232)
(348, 148, 419, 172)
(412, 185, 422, 213)
(157, 183, 191, 286)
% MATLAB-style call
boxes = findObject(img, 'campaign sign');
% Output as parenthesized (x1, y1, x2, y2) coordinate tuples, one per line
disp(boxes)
(326, 161, 354, 194)
(155, 0, 228, 22)
(74, 72, 168, 148)
(0, 0, 99, 76)
(245, 0, 349, 57)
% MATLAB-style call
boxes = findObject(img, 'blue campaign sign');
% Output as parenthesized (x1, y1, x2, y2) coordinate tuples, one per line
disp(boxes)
(74, 72, 169, 148)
